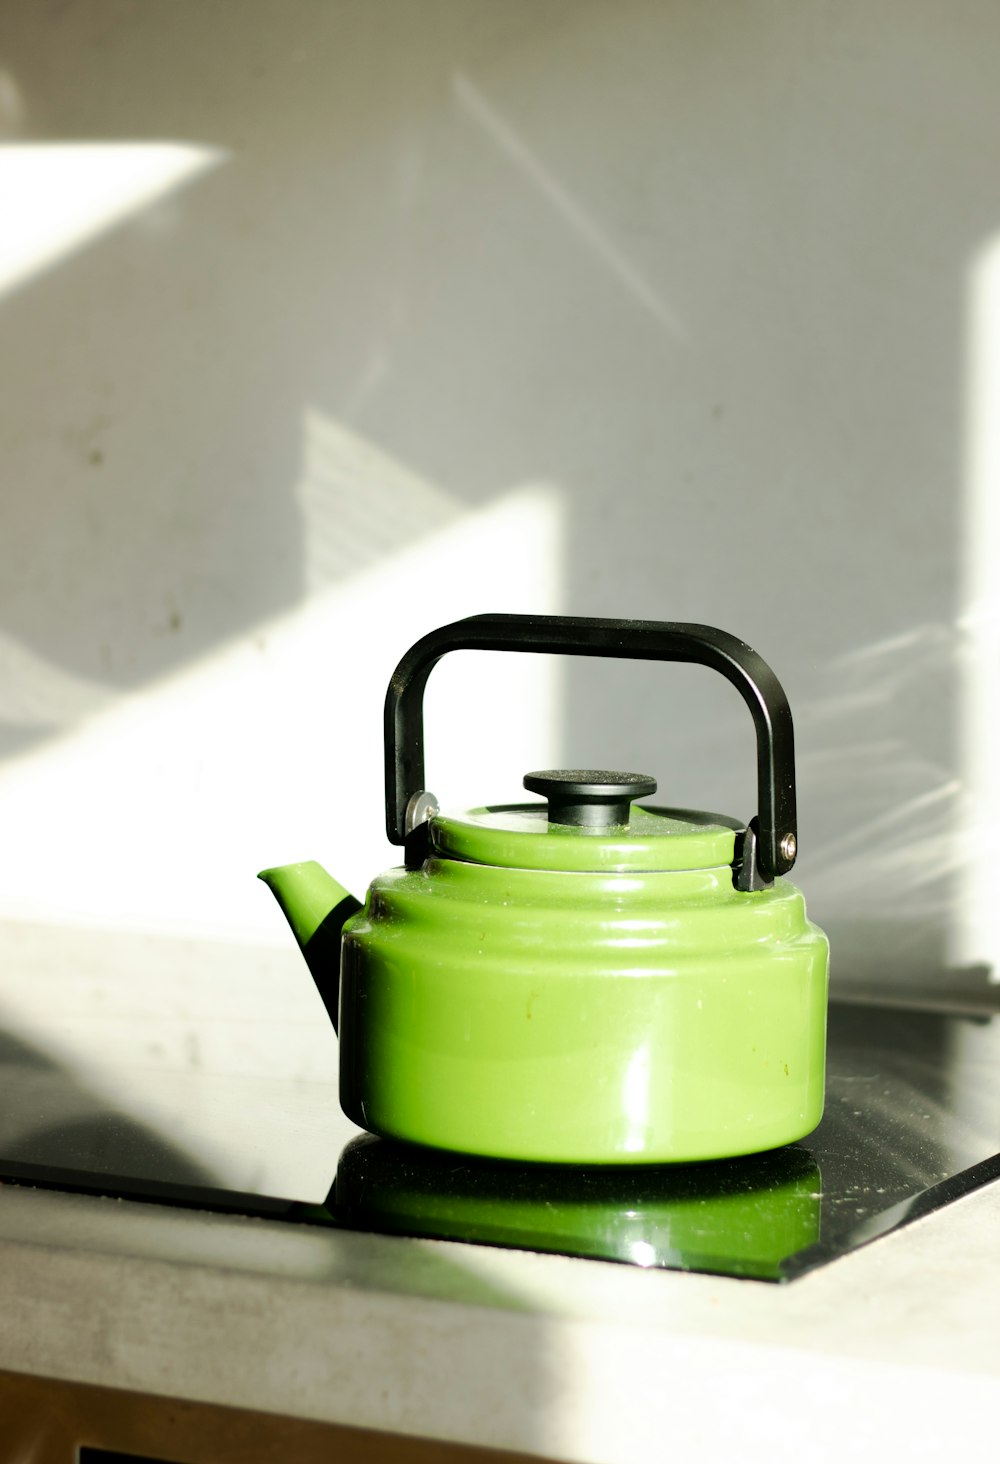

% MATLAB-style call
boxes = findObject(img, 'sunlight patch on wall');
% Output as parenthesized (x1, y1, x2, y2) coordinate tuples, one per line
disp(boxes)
(298, 406, 462, 589)
(0, 142, 226, 298)
(0, 412, 564, 943)
(955, 233, 1000, 980)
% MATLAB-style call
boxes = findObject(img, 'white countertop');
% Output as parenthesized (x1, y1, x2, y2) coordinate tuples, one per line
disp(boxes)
(1, 1163, 999, 1462)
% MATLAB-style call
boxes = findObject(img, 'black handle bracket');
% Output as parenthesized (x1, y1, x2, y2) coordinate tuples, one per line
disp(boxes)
(383, 614, 797, 885)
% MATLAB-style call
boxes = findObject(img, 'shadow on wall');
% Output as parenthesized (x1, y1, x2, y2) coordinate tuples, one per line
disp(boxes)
(0, 1, 998, 987)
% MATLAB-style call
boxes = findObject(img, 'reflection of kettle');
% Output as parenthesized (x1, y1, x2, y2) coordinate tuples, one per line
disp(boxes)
(261, 614, 829, 1165)
(334, 1135, 824, 1280)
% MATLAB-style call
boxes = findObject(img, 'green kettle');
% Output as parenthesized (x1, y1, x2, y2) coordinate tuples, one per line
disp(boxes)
(260, 614, 829, 1165)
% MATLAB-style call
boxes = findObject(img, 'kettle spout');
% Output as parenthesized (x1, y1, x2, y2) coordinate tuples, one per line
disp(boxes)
(258, 860, 362, 1034)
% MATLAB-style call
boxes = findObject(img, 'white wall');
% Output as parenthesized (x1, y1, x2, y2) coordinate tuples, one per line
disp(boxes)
(0, 1, 998, 1174)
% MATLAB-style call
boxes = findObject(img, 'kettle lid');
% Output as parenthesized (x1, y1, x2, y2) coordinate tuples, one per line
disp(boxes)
(430, 769, 741, 874)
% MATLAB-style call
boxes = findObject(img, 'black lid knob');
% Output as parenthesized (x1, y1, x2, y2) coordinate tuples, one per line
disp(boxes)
(523, 770, 657, 829)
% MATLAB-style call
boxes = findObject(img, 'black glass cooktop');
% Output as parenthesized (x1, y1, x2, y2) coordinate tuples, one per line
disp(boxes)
(1, 1000, 999, 1283)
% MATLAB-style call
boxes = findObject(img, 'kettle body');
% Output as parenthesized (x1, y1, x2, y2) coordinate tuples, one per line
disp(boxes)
(338, 856, 827, 1163)
(261, 614, 829, 1165)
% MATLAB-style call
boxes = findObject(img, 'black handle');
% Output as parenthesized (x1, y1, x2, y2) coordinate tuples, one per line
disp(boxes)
(383, 614, 797, 881)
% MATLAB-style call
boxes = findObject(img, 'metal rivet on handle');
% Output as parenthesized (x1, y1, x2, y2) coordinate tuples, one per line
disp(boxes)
(405, 790, 440, 836)
(780, 832, 797, 861)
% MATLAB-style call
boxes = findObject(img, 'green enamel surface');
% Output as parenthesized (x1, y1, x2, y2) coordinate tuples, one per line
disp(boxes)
(431, 803, 737, 872)
(338, 857, 829, 1164)
(258, 860, 353, 947)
